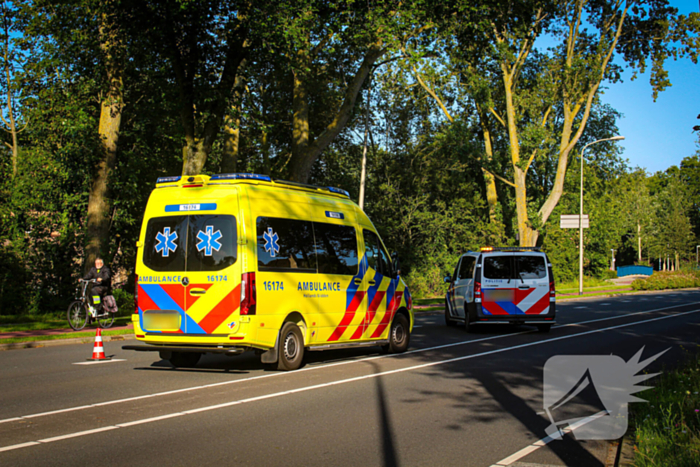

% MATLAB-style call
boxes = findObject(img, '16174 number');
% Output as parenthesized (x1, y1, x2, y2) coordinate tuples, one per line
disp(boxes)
(263, 281, 284, 291)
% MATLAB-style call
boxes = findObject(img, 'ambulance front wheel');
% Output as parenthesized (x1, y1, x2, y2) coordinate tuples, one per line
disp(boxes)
(383, 314, 410, 354)
(278, 322, 304, 371)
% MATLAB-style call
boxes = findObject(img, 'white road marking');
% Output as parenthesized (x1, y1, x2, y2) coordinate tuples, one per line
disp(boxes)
(1, 308, 698, 453)
(412, 325, 423, 328)
(73, 359, 127, 366)
(574, 306, 586, 309)
(1, 301, 697, 427)
(490, 410, 609, 466)
(600, 303, 611, 306)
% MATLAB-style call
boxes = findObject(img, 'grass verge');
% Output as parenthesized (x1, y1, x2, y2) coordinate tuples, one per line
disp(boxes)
(0, 327, 135, 344)
(629, 349, 700, 466)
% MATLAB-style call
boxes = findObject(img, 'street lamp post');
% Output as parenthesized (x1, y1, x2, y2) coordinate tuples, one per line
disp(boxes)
(580, 136, 625, 295)
(611, 249, 616, 271)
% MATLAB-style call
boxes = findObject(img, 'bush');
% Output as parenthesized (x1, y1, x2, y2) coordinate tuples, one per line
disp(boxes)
(404, 264, 449, 299)
(112, 288, 134, 315)
(631, 271, 700, 291)
(600, 269, 617, 280)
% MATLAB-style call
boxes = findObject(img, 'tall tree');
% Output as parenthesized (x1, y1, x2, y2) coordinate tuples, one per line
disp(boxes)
(410, 0, 700, 246)
(85, 2, 125, 268)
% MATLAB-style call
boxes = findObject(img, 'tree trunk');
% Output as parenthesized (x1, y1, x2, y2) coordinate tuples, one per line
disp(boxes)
(221, 113, 240, 174)
(288, 43, 384, 183)
(637, 221, 642, 263)
(85, 12, 123, 272)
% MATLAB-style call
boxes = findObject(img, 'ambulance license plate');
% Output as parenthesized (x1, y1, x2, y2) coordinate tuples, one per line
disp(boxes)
(143, 311, 181, 331)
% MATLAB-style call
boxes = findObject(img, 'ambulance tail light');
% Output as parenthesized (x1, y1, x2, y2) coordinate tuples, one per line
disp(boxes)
(241, 272, 257, 315)
(133, 274, 139, 314)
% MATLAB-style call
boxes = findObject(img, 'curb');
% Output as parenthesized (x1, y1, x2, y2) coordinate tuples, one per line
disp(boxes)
(0, 333, 135, 351)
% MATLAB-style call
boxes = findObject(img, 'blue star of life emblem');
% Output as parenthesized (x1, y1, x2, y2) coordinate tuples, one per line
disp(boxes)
(263, 227, 280, 257)
(155, 227, 178, 257)
(196, 226, 223, 256)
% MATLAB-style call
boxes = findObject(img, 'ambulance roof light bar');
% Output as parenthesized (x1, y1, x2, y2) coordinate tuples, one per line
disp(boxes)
(210, 173, 272, 182)
(480, 246, 542, 252)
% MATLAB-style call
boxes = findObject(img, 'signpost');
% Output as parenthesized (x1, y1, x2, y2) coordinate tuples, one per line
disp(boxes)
(560, 214, 589, 229)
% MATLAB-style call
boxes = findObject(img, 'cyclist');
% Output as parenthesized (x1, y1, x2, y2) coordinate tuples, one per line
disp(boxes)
(79, 258, 112, 309)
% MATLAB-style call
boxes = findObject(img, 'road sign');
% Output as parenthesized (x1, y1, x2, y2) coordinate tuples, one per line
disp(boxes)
(560, 214, 589, 229)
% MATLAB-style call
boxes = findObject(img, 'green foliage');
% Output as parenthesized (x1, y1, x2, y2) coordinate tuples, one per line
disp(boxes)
(630, 350, 700, 467)
(631, 271, 700, 291)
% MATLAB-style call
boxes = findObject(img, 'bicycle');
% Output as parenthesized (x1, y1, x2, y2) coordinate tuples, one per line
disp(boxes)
(67, 279, 115, 331)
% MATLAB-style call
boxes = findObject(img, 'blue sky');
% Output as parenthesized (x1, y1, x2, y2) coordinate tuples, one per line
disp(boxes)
(602, 0, 699, 173)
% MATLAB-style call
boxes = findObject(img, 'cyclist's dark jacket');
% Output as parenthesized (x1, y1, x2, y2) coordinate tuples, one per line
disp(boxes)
(83, 266, 112, 293)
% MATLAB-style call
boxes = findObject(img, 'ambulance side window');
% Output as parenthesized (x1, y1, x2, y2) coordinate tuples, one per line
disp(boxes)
(363, 230, 394, 278)
(186, 215, 237, 272)
(257, 217, 317, 272)
(313, 222, 358, 275)
(143, 216, 187, 272)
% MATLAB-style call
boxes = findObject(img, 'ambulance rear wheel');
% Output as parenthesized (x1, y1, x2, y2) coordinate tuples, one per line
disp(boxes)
(278, 322, 304, 371)
(169, 352, 201, 368)
(385, 314, 410, 353)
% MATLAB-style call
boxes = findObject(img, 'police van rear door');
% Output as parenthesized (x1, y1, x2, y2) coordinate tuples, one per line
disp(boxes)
(513, 253, 550, 315)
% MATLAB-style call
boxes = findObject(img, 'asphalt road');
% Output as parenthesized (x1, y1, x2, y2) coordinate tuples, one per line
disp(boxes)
(1, 290, 699, 467)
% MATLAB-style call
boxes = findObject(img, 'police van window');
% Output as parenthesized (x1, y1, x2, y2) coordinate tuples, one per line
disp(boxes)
(363, 230, 393, 277)
(257, 217, 316, 272)
(314, 222, 358, 275)
(187, 215, 237, 272)
(483, 256, 512, 280)
(143, 216, 188, 272)
(516, 255, 546, 280)
(458, 256, 476, 280)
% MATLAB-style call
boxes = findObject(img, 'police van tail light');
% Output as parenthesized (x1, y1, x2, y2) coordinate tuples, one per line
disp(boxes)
(240, 272, 257, 315)
(133, 274, 139, 314)
(547, 263, 556, 299)
(474, 280, 481, 298)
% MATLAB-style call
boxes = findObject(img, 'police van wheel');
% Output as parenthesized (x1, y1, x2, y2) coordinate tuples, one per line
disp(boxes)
(386, 314, 410, 353)
(169, 352, 201, 368)
(278, 322, 304, 371)
(464, 310, 472, 333)
(445, 300, 457, 327)
(537, 324, 552, 333)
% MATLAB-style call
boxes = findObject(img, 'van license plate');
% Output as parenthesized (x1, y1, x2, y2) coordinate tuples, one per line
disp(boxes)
(484, 289, 514, 301)
(143, 311, 181, 331)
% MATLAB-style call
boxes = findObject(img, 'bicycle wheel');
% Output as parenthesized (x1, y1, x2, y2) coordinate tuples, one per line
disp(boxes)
(67, 301, 88, 331)
(97, 309, 115, 329)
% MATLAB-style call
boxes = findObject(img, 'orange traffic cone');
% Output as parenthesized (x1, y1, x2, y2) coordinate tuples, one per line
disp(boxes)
(88, 328, 110, 361)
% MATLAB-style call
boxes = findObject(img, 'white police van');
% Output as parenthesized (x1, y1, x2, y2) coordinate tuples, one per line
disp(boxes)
(444, 247, 556, 332)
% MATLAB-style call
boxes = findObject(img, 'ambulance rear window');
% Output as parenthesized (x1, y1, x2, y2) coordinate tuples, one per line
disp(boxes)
(144, 216, 188, 272)
(143, 215, 237, 272)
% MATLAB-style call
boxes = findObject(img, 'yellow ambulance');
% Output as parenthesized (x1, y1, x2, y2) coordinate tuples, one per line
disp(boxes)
(123, 173, 413, 370)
